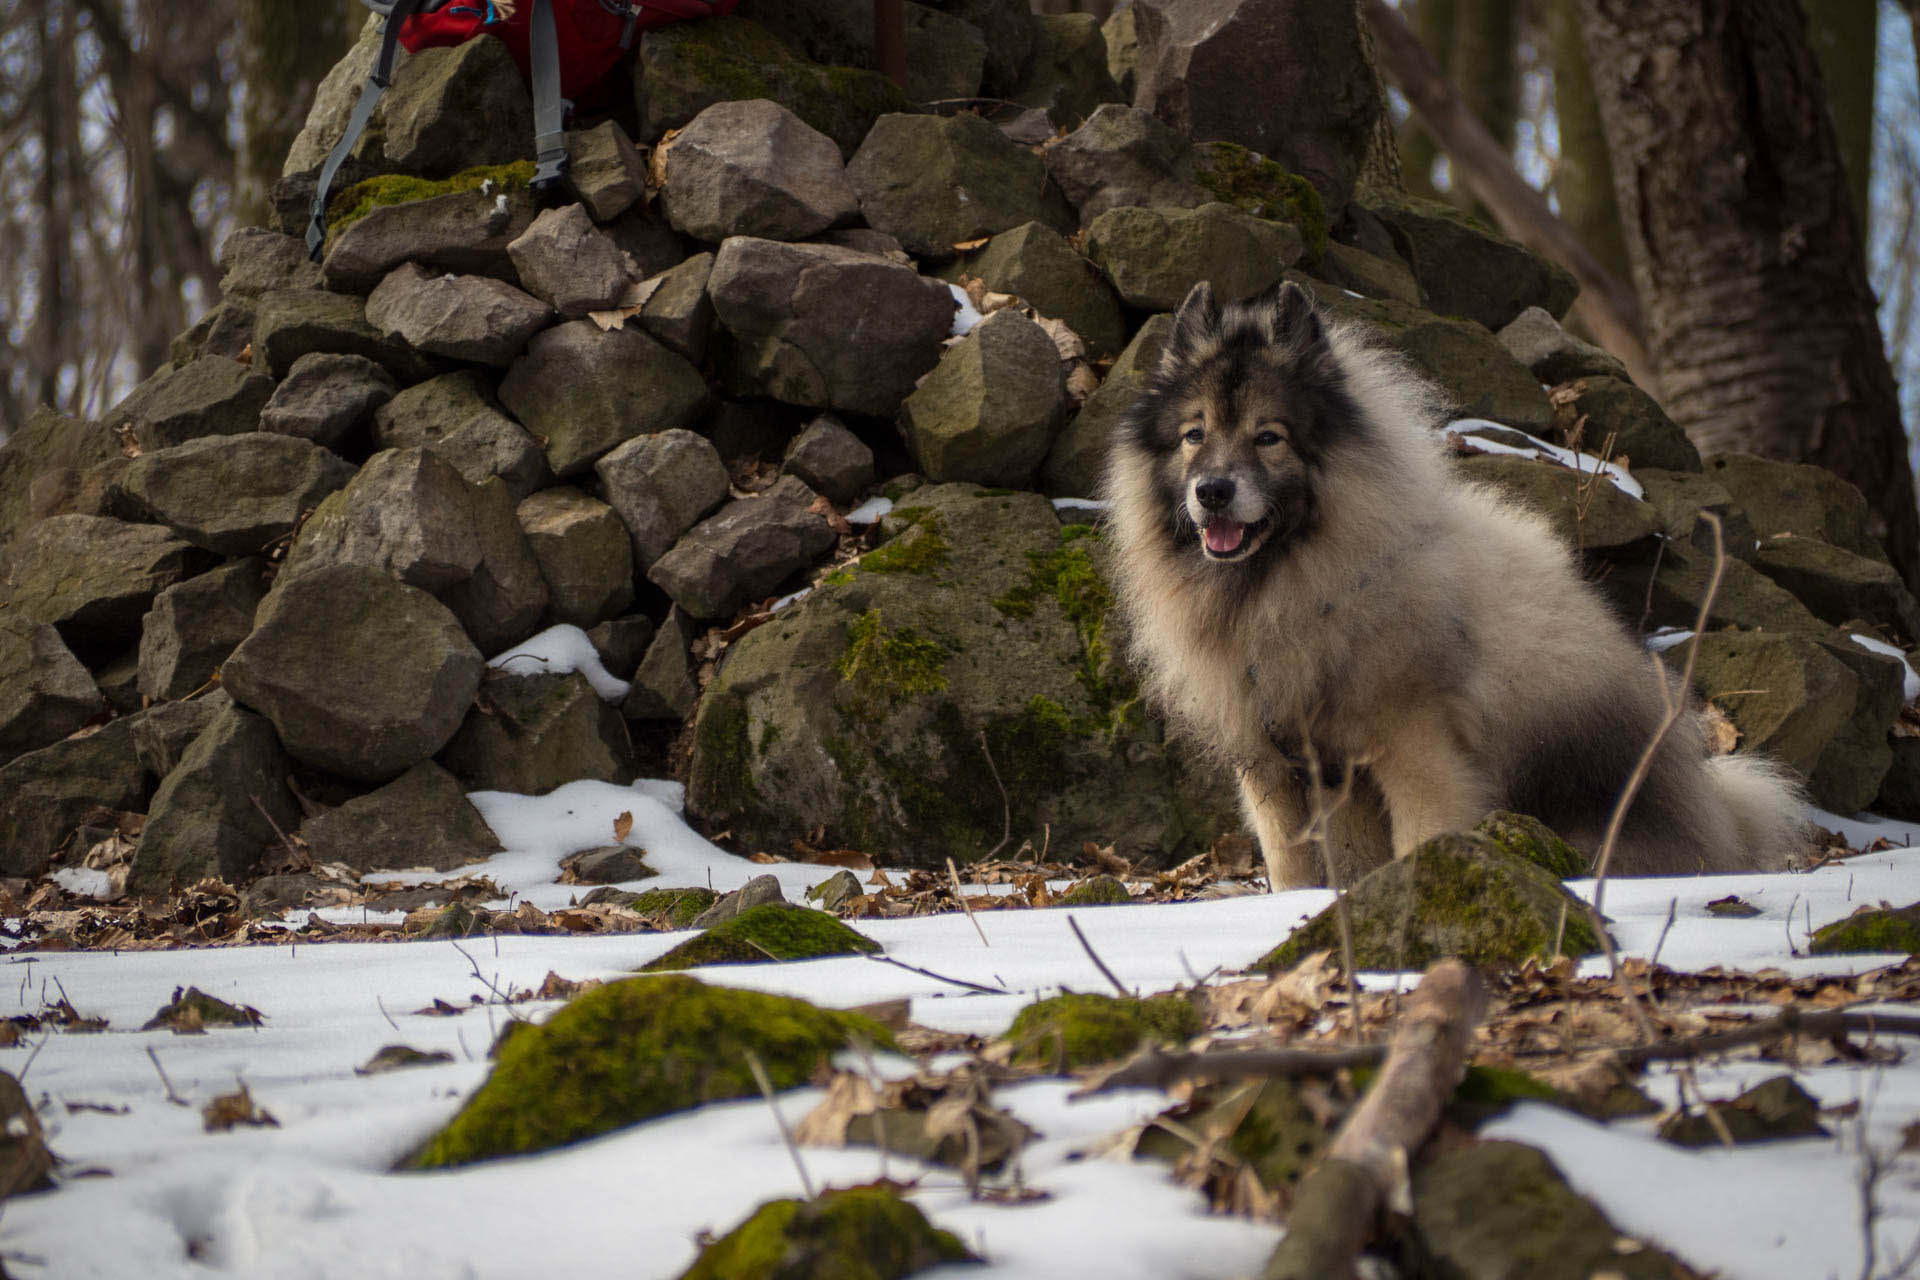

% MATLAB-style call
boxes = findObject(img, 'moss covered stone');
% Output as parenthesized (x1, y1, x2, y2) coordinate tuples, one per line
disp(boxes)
(1058, 874, 1131, 906)
(836, 610, 950, 720)
(1005, 992, 1202, 1071)
(641, 902, 882, 972)
(856, 511, 951, 577)
(326, 161, 535, 238)
(1135, 1077, 1328, 1192)
(1473, 811, 1585, 879)
(629, 886, 722, 929)
(678, 1186, 976, 1280)
(1810, 903, 1920, 956)
(407, 975, 890, 1168)
(1190, 142, 1327, 262)
(1260, 832, 1602, 973)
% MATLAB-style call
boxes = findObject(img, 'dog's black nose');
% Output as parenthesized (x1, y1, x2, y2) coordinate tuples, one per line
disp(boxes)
(1195, 476, 1235, 510)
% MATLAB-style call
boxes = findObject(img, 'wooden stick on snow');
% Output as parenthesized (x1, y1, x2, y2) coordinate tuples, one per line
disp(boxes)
(1262, 959, 1489, 1280)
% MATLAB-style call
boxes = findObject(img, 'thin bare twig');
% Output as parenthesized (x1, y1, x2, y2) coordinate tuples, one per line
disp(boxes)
(1067, 915, 1130, 998)
(146, 1045, 187, 1107)
(865, 954, 1006, 996)
(946, 856, 991, 948)
(744, 1049, 815, 1200)
(976, 730, 1013, 860)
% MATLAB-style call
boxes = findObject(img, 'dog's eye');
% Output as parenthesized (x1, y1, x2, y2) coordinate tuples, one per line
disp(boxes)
(1182, 426, 1205, 444)
(1254, 429, 1283, 446)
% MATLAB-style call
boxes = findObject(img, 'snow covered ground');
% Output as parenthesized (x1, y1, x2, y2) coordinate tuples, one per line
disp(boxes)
(11, 776, 1920, 1280)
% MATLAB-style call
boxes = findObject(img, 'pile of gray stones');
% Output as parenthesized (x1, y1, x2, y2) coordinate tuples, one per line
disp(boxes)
(1, 0, 1914, 907)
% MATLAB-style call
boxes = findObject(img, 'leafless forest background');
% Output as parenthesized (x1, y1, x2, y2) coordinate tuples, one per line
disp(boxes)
(2, 0, 1917, 488)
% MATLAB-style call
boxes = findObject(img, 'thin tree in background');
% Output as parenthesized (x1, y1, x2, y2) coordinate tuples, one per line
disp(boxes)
(1577, 0, 1920, 590)
(237, 1, 357, 226)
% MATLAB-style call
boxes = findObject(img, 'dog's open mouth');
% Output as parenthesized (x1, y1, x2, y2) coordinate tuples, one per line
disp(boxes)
(1201, 516, 1270, 560)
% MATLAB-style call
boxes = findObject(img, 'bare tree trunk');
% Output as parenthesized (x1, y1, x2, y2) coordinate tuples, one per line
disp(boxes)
(1546, 0, 1628, 289)
(30, 0, 74, 411)
(1806, 0, 1877, 232)
(1577, 0, 1920, 591)
(237, 0, 357, 226)
(1397, 0, 1455, 199)
(1449, 0, 1517, 220)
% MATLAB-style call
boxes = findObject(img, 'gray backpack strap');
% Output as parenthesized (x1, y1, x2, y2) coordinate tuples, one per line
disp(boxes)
(527, 0, 571, 198)
(305, 0, 433, 261)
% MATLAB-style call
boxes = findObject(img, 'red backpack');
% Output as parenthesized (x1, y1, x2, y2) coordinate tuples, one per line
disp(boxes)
(307, 0, 736, 259)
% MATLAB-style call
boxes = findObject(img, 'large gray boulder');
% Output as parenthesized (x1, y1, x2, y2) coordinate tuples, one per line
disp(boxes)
(136, 560, 271, 702)
(687, 485, 1238, 867)
(782, 416, 875, 506)
(130, 691, 228, 779)
(847, 112, 1074, 259)
(1675, 633, 1858, 803)
(259, 352, 398, 448)
(382, 37, 533, 175)
(8, 515, 206, 662)
(0, 615, 103, 766)
(623, 607, 701, 722)
(222, 562, 484, 782)
(218, 228, 325, 298)
(253, 288, 435, 380)
(635, 252, 717, 364)
(1547, 376, 1700, 474)
(1705, 453, 1892, 565)
(284, 15, 391, 178)
(364, 263, 553, 366)
(1365, 194, 1579, 330)
(1752, 537, 1920, 640)
(105, 357, 274, 451)
(662, 99, 859, 244)
(283, 448, 547, 652)
(0, 406, 120, 557)
(1042, 105, 1200, 223)
(949, 222, 1126, 359)
(322, 185, 541, 294)
(497, 321, 710, 478)
(901, 308, 1065, 488)
(297, 761, 502, 873)
(594, 429, 732, 571)
(1132, 0, 1379, 211)
(565, 120, 647, 222)
(1019, 12, 1123, 126)
(112, 433, 356, 556)
(1087, 203, 1302, 313)
(708, 236, 954, 416)
(127, 704, 299, 893)
(516, 487, 636, 628)
(648, 476, 839, 619)
(505, 203, 642, 319)
(0, 719, 146, 879)
(439, 671, 634, 794)
(1497, 306, 1630, 385)
(373, 371, 553, 503)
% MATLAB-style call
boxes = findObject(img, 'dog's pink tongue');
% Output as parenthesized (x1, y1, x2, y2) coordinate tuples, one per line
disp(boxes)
(1205, 521, 1245, 554)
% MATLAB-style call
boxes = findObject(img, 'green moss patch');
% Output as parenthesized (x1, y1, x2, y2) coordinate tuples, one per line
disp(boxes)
(1135, 1077, 1328, 1191)
(858, 512, 951, 577)
(1005, 992, 1202, 1072)
(326, 160, 535, 235)
(629, 886, 723, 929)
(679, 1185, 977, 1280)
(640, 902, 882, 972)
(1260, 832, 1603, 973)
(836, 609, 950, 721)
(1473, 811, 1585, 879)
(992, 528, 1121, 708)
(1058, 875, 1131, 906)
(406, 975, 891, 1169)
(1191, 142, 1327, 262)
(1811, 903, 1920, 955)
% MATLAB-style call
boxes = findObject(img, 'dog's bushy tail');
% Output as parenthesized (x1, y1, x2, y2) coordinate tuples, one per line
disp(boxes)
(1707, 752, 1811, 870)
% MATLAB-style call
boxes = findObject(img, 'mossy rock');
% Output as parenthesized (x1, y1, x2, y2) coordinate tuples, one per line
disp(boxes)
(1259, 832, 1603, 973)
(640, 902, 882, 972)
(1472, 811, 1585, 878)
(1134, 1077, 1327, 1192)
(1412, 1141, 1690, 1279)
(1004, 992, 1202, 1072)
(1058, 874, 1130, 906)
(630, 885, 723, 929)
(325, 160, 535, 241)
(141, 986, 261, 1031)
(1810, 903, 1920, 955)
(688, 484, 1240, 870)
(1190, 142, 1327, 262)
(406, 975, 891, 1168)
(678, 1186, 976, 1280)
(1657, 1074, 1829, 1147)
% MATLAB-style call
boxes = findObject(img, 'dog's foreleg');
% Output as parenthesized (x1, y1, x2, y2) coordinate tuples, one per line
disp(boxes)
(1236, 767, 1319, 890)
(1368, 707, 1488, 859)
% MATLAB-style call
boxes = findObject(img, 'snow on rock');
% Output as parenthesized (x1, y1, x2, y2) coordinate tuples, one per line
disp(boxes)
(1445, 417, 1646, 500)
(486, 623, 630, 702)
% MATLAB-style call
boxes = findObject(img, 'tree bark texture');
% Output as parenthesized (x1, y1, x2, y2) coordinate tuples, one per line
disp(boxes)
(239, 0, 357, 226)
(1547, 0, 1629, 289)
(1397, 0, 1454, 199)
(1806, 0, 1877, 228)
(1577, 0, 1920, 589)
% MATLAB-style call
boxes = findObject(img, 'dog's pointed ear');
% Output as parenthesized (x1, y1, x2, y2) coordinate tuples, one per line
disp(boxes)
(1256, 280, 1325, 349)
(1165, 280, 1222, 368)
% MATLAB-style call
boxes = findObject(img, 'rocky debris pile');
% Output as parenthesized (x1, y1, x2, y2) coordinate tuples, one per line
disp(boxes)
(0, 0, 1912, 903)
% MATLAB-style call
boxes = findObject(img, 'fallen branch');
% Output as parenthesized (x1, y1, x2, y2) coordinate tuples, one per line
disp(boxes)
(1263, 960, 1488, 1280)
(865, 954, 1006, 996)
(1067, 915, 1130, 998)
(1606, 1007, 1920, 1071)
(1071, 1042, 1387, 1100)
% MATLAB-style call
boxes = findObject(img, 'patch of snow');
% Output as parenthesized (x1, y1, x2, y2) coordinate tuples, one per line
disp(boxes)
(1444, 417, 1646, 500)
(844, 495, 893, 525)
(1644, 627, 1695, 653)
(770, 587, 811, 613)
(948, 284, 983, 337)
(1852, 632, 1920, 703)
(486, 625, 630, 703)
(50, 868, 114, 899)
(1052, 497, 1110, 515)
